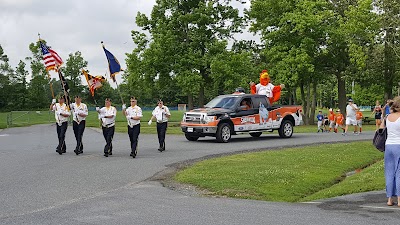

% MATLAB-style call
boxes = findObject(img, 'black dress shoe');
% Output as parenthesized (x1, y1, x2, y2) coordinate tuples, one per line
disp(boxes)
(78, 150, 83, 154)
(130, 152, 136, 158)
(104, 153, 108, 157)
(108, 152, 112, 156)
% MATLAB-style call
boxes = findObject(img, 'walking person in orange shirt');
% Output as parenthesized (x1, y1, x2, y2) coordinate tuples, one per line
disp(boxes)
(356, 108, 363, 134)
(328, 108, 336, 132)
(334, 109, 345, 133)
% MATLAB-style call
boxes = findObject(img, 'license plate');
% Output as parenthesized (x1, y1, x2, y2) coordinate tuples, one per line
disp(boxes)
(187, 127, 193, 132)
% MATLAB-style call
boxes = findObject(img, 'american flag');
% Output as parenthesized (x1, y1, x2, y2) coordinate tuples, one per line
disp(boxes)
(40, 41, 63, 71)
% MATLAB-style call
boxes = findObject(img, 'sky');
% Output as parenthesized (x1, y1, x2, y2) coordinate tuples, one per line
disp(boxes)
(0, 0, 255, 86)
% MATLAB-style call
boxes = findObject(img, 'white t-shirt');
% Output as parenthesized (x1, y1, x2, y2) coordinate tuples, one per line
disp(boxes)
(70, 102, 88, 123)
(125, 105, 142, 127)
(98, 106, 116, 127)
(52, 103, 70, 125)
(256, 83, 274, 97)
(152, 106, 170, 123)
(346, 104, 358, 118)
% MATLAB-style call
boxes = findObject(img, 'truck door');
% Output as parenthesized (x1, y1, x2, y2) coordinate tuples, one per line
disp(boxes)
(253, 96, 273, 129)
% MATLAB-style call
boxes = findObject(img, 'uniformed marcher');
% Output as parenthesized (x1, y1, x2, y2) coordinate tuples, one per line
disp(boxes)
(50, 95, 71, 155)
(96, 98, 116, 157)
(148, 100, 171, 152)
(122, 97, 142, 158)
(70, 95, 88, 155)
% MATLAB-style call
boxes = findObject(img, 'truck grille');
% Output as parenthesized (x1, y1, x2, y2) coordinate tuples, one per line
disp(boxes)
(184, 113, 202, 124)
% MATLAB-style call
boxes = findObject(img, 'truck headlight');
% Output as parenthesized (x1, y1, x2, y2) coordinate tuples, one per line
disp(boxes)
(201, 116, 215, 124)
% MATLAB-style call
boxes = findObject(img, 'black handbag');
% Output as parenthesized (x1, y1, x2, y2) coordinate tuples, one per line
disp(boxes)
(373, 120, 387, 152)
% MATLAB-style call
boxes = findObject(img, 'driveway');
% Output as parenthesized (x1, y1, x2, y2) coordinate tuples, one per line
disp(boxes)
(0, 124, 397, 225)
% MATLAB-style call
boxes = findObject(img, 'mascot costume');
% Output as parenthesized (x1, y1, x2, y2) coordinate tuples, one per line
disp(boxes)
(250, 70, 284, 104)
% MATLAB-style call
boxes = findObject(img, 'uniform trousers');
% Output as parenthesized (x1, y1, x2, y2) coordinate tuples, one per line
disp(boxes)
(156, 122, 168, 149)
(73, 120, 85, 151)
(102, 126, 115, 154)
(56, 122, 68, 152)
(385, 144, 400, 197)
(128, 124, 140, 154)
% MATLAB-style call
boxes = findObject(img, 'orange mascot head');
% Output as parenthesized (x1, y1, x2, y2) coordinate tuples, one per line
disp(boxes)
(260, 70, 270, 86)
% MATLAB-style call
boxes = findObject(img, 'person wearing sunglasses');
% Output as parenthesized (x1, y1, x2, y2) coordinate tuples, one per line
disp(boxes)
(148, 100, 171, 152)
(122, 97, 142, 158)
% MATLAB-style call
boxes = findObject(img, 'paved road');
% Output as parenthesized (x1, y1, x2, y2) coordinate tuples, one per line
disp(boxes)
(0, 125, 398, 225)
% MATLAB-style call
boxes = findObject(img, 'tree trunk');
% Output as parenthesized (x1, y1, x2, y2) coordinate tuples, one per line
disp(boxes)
(306, 83, 311, 124)
(310, 82, 317, 125)
(199, 84, 205, 108)
(188, 93, 194, 110)
(300, 81, 309, 125)
(292, 88, 297, 105)
(383, 34, 395, 100)
(337, 72, 346, 116)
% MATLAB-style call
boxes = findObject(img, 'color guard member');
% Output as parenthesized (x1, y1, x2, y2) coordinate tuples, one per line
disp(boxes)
(123, 97, 142, 158)
(50, 95, 70, 155)
(70, 95, 88, 155)
(148, 100, 171, 152)
(96, 98, 116, 157)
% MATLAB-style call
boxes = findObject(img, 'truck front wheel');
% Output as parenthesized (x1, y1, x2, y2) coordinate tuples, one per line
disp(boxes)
(216, 123, 232, 143)
(278, 120, 293, 138)
(185, 133, 199, 141)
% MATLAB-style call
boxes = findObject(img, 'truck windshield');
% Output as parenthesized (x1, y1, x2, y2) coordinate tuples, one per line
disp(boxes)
(205, 96, 240, 109)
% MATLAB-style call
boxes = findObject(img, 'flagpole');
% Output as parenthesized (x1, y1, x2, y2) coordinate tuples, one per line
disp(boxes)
(47, 71, 55, 99)
(58, 70, 71, 110)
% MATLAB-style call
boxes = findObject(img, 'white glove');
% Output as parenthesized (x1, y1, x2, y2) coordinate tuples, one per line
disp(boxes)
(52, 99, 56, 104)
(96, 107, 100, 111)
(99, 115, 105, 119)
(56, 111, 61, 116)
(148, 120, 152, 125)
(122, 104, 126, 110)
(126, 116, 131, 120)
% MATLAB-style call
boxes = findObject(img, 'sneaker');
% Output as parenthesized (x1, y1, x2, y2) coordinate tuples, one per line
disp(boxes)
(342, 133, 346, 136)
(354, 132, 359, 136)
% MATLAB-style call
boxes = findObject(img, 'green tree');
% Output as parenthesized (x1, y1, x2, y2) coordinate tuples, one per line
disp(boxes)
(11, 60, 29, 109)
(373, 0, 400, 100)
(248, 0, 377, 123)
(26, 41, 52, 109)
(127, 0, 245, 109)
(0, 45, 14, 110)
(62, 51, 88, 97)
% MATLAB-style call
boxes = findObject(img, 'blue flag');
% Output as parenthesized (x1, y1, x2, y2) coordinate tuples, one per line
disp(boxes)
(102, 45, 122, 82)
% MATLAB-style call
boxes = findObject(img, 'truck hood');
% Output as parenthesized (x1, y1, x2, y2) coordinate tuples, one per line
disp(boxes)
(189, 108, 232, 115)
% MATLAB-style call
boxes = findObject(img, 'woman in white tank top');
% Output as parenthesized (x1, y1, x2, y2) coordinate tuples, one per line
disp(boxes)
(383, 96, 400, 206)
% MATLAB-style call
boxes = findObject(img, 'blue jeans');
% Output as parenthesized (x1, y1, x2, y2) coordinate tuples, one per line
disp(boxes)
(385, 144, 400, 197)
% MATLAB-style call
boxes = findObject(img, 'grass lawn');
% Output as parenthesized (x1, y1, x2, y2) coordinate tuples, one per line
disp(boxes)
(174, 141, 384, 202)
(0, 110, 185, 134)
(1, 111, 378, 135)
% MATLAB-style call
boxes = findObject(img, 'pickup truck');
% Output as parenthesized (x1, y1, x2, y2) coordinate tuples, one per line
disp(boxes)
(180, 94, 303, 143)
